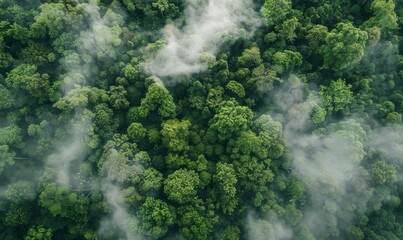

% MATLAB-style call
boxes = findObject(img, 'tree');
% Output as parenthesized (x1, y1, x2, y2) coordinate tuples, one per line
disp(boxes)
(0, 124, 22, 145)
(320, 79, 353, 113)
(370, 160, 397, 185)
(229, 130, 268, 160)
(25, 226, 53, 240)
(272, 50, 302, 73)
(138, 83, 176, 118)
(209, 100, 253, 140)
(385, 112, 401, 123)
(0, 145, 15, 175)
(19, 42, 53, 66)
(253, 114, 285, 159)
(138, 168, 164, 194)
(109, 86, 129, 109)
(52, 32, 77, 55)
(164, 169, 200, 204)
(176, 203, 217, 240)
(98, 139, 149, 184)
(276, 17, 299, 42)
(363, 0, 398, 36)
(161, 119, 191, 152)
(138, 197, 175, 238)
(5, 64, 50, 100)
(218, 226, 241, 240)
(310, 105, 327, 125)
(0, 84, 13, 109)
(237, 46, 262, 68)
(226, 80, 245, 98)
(94, 103, 119, 139)
(127, 122, 147, 143)
(30, 3, 66, 38)
(38, 184, 89, 223)
(321, 22, 368, 71)
(214, 163, 238, 214)
(4, 203, 31, 226)
(260, 0, 292, 27)
(305, 24, 329, 56)
(233, 155, 274, 195)
(4, 181, 35, 204)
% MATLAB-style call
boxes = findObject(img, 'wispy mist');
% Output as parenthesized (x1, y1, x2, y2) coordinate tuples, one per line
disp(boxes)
(265, 75, 403, 239)
(246, 210, 293, 240)
(98, 181, 144, 240)
(49, 1, 124, 187)
(145, 0, 260, 76)
(264, 79, 373, 239)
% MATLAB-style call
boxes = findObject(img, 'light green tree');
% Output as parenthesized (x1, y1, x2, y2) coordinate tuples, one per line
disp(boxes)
(164, 169, 200, 204)
(161, 119, 191, 152)
(139, 197, 175, 238)
(321, 23, 368, 71)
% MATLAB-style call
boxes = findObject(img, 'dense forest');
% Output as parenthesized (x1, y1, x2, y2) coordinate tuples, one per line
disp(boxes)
(0, 0, 402, 239)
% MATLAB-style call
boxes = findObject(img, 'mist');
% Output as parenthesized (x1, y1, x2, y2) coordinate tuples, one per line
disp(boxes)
(48, 1, 124, 187)
(1, 0, 402, 239)
(145, 0, 260, 76)
(258, 78, 374, 239)
(246, 210, 293, 240)
(98, 181, 144, 240)
(252, 75, 403, 239)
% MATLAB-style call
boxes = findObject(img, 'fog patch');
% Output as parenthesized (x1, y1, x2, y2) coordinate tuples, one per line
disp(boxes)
(246, 210, 293, 240)
(145, 0, 261, 76)
(98, 181, 144, 240)
(48, 1, 124, 187)
(271, 78, 373, 238)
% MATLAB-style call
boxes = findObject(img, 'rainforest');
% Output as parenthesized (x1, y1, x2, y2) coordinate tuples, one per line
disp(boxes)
(0, 0, 402, 239)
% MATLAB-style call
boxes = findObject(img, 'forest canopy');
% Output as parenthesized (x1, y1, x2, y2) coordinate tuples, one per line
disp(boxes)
(0, 0, 402, 239)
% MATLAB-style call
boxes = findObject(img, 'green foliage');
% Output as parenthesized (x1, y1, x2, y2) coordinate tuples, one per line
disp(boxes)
(310, 105, 327, 125)
(214, 163, 238, 214)
(320, 79, 353, 113)
(226, 80, 245, 98)
(0, 84, 13, 109)
(363, 0, 399, 36)
(0, 145, 15, 174)
(370, 160, 397, 185)
(218, 226, 241, 240)
(31, 3, 68, 38)
(99, 139, 148, 184)
(161, 119, 191, 152)
(38, 184, 89, 222)
(0, 124, 22, 145)
(138, 83, 176, 118)
(94, 103, 119, 139)
(164, 169, 200, 204)
(6, 64, 50, 100)
(139, 197, 175, 238)
(127, 122, 147, 143)
(209, 100, 253, 140)
(109, 86, 129, 109)
(176, 203, 218, 240)
(25, 226, 53, 240)
(237, 46, 262, 68)
(321, 23, 368, 71)
(385, 112, 401, 123)
(0, 0, 402, 239)
(4, 181, 35, 204)
(260, 0, 292, 27)
(4, 204, 31, 226)
(272, 50, 302, 73)
(306, 24, 329, 50)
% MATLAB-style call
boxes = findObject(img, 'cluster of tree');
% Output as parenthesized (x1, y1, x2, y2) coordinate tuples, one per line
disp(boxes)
(0, 0, 402, 239)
